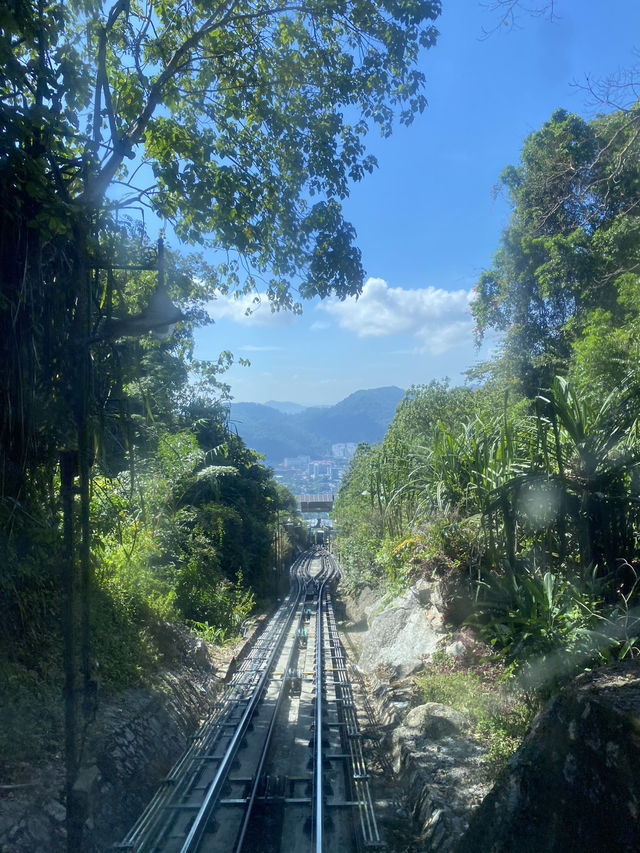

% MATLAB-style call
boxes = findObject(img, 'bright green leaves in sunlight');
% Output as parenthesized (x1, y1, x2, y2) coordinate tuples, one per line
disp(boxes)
(17, 0, 439, 300)
(334, 372, 640, 692)
(0, 0, 442, 496)
(88, 406, 286, 664)
(1, 0, 441, 303)
(473, 105, 640, 397)
(334, 98, 640, 700)
(0, 0, 444, 766)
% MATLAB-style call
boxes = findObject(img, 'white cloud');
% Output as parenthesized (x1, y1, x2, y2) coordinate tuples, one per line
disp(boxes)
(318, 277, 475, 356)
(206, 292, 297, 327)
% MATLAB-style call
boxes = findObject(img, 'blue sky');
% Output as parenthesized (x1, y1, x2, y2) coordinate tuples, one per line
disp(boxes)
(194, 1, 640, 406)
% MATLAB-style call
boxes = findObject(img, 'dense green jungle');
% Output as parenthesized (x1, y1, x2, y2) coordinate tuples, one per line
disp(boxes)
(1, 0, 640, 843)
(0, 0, 442, 778)
(334, 104, 640, 700)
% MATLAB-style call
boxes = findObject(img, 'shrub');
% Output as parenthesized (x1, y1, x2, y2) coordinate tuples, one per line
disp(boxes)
(416, 640, 537, 778)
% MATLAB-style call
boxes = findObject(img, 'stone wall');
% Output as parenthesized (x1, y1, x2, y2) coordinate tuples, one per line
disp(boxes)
(344, 587, 640, 853)
(0, 620, 261, 853)
(364, 671, 490, 853)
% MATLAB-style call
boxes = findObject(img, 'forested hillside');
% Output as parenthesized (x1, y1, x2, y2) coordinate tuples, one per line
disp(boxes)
(0, 1, 440, 839)
(230, 402, 329, 463)
(4, 0, 640, 847)
(229, 386, 404, 463)
(334, 104, 640, 694)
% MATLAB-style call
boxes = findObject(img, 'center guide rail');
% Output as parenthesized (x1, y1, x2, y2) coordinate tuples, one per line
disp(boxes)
(117, 548, 381, 853)
(117, 553, 313, 853)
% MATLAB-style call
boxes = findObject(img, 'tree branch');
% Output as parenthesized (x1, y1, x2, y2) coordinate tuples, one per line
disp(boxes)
(82, 1, 307, 205)
(481, 0, 557, 36)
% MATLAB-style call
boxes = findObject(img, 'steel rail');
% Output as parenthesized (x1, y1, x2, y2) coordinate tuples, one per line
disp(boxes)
(324, 593, 381, 848)
(235, 550, 333, 851)
(117, 554, 313, 852)
(314, 561, 328, 853)
(118, 549, 376, 853)
(116, 603, 292, 853)
(233, 595, 313, 850)
(178, 568, 310, 853)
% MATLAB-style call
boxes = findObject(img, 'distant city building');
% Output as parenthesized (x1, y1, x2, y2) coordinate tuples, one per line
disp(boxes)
(284, 455, 311, 468)
(309, 460, 332, 477)
(332, 442, 357, 459)
(275, 453, 352, 496)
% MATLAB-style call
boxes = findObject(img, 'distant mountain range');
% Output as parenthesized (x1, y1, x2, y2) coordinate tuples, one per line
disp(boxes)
(263, 400, 310, 415)
(227, 386, 405, 464)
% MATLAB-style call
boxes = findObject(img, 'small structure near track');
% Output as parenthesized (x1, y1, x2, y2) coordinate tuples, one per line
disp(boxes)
(296, 493, 334, 513)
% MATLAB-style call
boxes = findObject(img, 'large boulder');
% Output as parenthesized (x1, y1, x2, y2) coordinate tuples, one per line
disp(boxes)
(455, 661, 640, 853)
(343, 585, 380, 627)
(358, 580, 445, 678)
(391, 701, 487, 852)
(404, 702, 471, 740)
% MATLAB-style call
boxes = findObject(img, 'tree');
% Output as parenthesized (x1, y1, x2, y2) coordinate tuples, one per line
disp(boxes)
(333, 442, 385, 588)
(484, 0, 638, 114)
(2, 5, 442, 843)
(2, 0, 440, 290)
(0, 0, 442, 498)
(473, 106, 640, 396)
(333, 384, 493, 588)
(482, 0, 557, 32)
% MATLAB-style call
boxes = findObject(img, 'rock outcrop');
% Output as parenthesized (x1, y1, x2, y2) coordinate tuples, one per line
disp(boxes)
(360, 672, 490, 853)
(342, 580, 491, 850)
(455, 660, 640, 853)
(356, 579, 445, 678)
(389, 698, 489, 851)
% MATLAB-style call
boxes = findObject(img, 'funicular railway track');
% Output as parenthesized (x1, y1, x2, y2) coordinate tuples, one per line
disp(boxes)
(117, 548, 381, 853)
